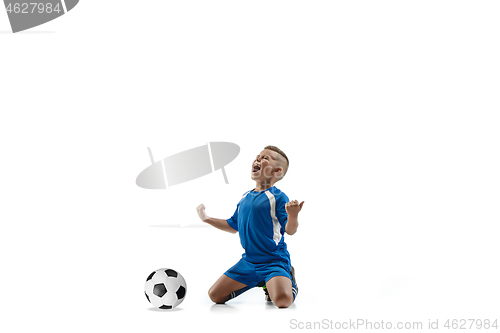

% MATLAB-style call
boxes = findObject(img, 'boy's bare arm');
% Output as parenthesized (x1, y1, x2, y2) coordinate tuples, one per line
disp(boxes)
(196, 204, 237, 234)
(285, 200, 304, 235)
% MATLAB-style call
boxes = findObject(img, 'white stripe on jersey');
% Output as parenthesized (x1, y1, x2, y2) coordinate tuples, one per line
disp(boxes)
(264, 190, 282, 245)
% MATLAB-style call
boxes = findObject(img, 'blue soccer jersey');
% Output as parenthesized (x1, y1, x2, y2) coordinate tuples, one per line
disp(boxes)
(227, 186, 291, 265)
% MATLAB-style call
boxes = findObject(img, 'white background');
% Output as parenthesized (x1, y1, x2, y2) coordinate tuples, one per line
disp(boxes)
(1, 1, 499, 332)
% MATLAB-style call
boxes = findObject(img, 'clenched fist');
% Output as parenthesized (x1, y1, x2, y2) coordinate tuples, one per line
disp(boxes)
(196, 203, 209, 221)
(285, 200, 304, 217)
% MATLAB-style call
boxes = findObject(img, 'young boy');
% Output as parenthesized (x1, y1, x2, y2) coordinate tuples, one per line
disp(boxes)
(196, 145, 304, 308)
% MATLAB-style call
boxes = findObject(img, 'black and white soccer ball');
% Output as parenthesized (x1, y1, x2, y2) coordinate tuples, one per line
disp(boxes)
(144, 268, 187, 309)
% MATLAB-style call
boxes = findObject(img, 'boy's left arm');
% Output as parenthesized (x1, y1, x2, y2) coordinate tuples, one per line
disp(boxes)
(285, 200, 304, 235)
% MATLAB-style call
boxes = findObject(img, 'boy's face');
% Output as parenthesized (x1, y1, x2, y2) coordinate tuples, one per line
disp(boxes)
(251, 149, 284, 182)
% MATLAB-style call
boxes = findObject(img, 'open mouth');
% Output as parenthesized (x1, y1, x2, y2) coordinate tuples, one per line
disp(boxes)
(252, 164, 261, 173)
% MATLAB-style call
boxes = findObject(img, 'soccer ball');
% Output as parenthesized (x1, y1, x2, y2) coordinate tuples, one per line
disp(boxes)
(144, 268, 187, 309)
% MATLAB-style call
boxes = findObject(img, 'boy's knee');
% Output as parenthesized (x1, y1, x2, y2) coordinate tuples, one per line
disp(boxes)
(208, 288, 226, 304)
(273, 293, 293, 308)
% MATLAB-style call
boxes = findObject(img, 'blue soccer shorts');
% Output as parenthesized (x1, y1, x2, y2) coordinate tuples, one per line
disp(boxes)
(224, 258, 298, 300)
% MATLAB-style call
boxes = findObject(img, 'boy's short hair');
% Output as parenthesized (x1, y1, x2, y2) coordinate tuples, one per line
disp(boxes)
(264, 145, 289, 179)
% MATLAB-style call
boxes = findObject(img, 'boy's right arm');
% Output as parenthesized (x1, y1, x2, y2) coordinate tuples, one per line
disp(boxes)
(196, 204, 237, 234)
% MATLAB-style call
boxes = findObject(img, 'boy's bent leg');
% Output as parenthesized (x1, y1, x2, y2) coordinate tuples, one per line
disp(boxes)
(266, 276, 294, 308)
(208, 274, 248, 304)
